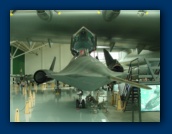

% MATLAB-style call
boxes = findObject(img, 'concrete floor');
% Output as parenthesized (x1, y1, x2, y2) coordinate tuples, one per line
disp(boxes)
(10, 84, 160, 122)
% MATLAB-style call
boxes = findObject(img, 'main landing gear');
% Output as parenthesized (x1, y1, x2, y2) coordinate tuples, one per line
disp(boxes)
(76, 90, 85, 108)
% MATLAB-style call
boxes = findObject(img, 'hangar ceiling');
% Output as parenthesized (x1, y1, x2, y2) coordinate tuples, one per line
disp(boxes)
(10, 41, 47, 58)
(10, 10, 160, 59)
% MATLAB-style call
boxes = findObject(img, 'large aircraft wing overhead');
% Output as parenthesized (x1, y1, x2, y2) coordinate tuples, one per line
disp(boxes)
(10, 10, 160, 52)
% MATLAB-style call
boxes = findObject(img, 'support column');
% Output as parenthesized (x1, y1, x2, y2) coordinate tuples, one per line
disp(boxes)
(10, 58, 13, 75)
(59, 45, 61, 70)
(10, 56, 13, 85)
(138, 89, 142, 122)
(41, 47, 44, 69)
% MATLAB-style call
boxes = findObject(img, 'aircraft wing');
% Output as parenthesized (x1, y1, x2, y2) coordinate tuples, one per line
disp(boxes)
(110, 76, 151, 90)
(35, 55, 151, 91)
(10, 10, 160, 52)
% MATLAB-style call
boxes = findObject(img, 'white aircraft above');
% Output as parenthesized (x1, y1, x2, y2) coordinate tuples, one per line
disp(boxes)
(10, 10, 160, 54)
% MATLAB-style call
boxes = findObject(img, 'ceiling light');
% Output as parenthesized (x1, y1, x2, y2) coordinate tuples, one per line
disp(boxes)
(137, 10, 148, 17)
(97, 46, 110, 48)
(97, 10, 101, 14)
(54, 10, 61, 15)
(58, 12, 61, 15)
(10, 12, 13, 16)
(10, 10, 17, 16)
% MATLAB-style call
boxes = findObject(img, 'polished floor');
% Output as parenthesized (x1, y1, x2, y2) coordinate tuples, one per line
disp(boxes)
(10, 84, 160, 122)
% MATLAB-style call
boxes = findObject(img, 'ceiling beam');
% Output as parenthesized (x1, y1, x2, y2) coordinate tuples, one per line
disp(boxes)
(20, 41, 30, 50)
(30, 42, 36, 49)
(12, 44, 19, 57)
(10, 41, 16, 44)
(12, 44, 47, 59)
(11, 43, 27, 52)
(48, 39, 52, 48)
(27, 38, 33, 48)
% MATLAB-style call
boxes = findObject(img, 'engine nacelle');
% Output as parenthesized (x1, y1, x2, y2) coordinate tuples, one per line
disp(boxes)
(103, 49, 124, 72)
(102, 10, 120, 22)
(109, 60, 124, 72)
(34, 70, 53, 84)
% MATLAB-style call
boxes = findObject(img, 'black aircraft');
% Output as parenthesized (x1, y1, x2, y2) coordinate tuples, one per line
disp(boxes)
(33, 27, 151, 91)
(33, 27, 151, 108)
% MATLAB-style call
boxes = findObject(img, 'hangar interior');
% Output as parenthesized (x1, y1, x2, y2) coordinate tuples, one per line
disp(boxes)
(10, 10, 160, 122)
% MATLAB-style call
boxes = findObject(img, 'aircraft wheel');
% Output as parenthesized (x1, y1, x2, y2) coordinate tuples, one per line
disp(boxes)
(82, 99, 85, 108)
(76, 99, 79, 108)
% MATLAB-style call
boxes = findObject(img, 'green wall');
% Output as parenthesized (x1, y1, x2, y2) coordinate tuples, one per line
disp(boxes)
(11, 46, 25, 75)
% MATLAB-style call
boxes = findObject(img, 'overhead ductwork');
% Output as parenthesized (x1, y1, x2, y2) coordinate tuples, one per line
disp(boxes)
(37, 10, 53, 21)
(102, 10, 120, 22)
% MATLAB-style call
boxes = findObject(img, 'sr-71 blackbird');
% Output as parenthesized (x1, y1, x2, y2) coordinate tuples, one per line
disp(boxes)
(33, 27, 151, 90)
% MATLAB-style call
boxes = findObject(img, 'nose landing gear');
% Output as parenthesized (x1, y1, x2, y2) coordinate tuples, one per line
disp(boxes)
(76, 90, 85, 108)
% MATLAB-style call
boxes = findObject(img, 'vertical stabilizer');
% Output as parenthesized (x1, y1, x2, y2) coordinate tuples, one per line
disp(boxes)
(103, 49, 114, 67)
(49, 57, 56, 71)
(103, 49, 124, 72)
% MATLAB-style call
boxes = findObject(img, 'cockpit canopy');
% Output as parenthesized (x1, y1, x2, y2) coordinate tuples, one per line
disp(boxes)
(71, 26, 97, 56)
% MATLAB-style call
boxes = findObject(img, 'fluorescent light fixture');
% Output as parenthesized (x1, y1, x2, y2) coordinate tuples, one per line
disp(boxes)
(101, 119, 107, 122)
(97, 10, 101, 14)
(97, 46, 110, 48)
(10, 12, 13, 16)
(58, 12, 61, 15)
